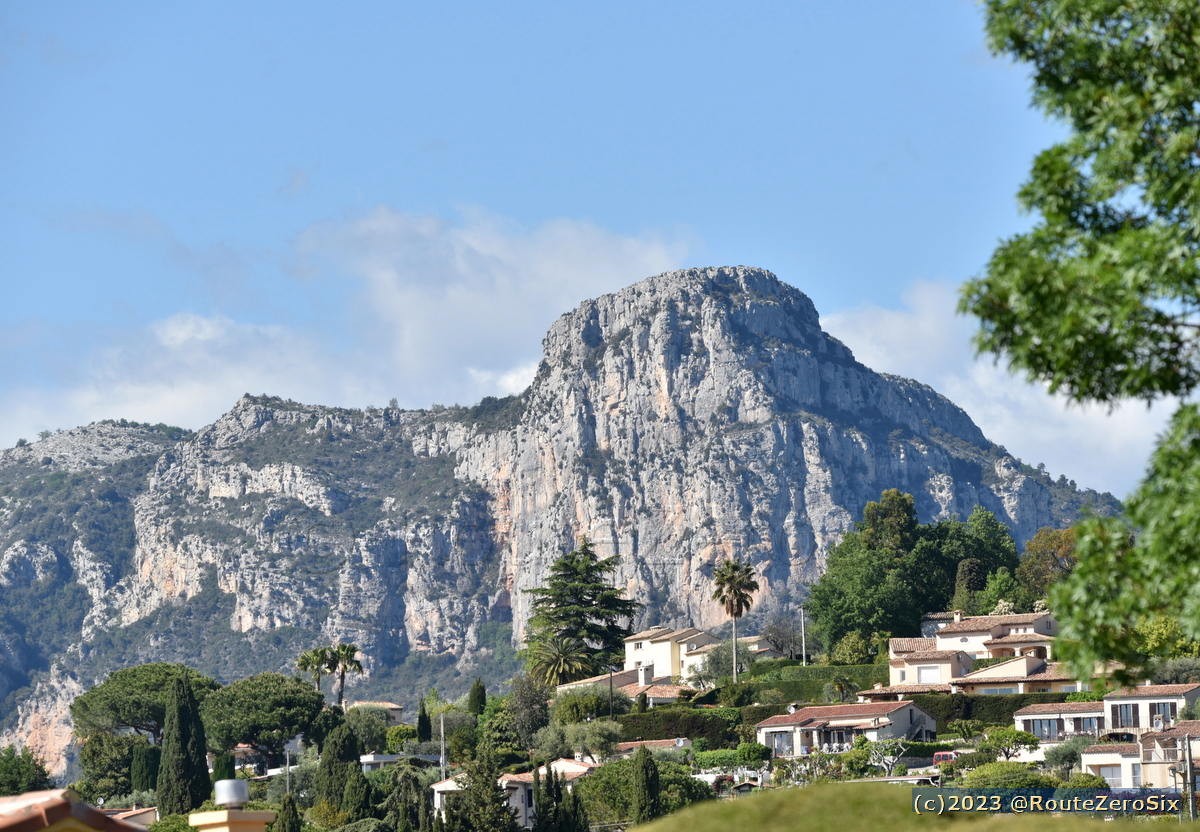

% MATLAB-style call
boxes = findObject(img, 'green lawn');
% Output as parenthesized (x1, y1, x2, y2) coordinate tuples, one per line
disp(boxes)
(639, 782, 1160, 832)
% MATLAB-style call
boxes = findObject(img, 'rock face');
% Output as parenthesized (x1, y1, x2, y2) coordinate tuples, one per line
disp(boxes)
(0, 267, 1118, 776)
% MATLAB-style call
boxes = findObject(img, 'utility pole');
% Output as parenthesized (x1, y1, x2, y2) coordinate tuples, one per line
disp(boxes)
(609, 667, 614, 720)
(1187, 734, 1196, 823)
(800, 603, 807, 667)
(440, 712, 447, 782)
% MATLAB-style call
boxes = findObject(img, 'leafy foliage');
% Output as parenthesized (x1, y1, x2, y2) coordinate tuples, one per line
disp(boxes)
(525, 537, 641, 671)
(71, 664, 220, 745)
(344, 706, 390, 755)
(807, 492, 1019, 647)
(962, 0, 1200, 682)
(201, 672, 324, 763)
(617, 708, 739, 749)
(316, 724, 361, 810)
(573, 758, 710, 825)
(0, 745, 52, 796)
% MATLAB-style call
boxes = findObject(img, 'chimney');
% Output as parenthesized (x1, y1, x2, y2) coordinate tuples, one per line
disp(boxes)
(952, 609, 964, 623)
(191, 781, 275, 832)
(638, 664, 654, 686)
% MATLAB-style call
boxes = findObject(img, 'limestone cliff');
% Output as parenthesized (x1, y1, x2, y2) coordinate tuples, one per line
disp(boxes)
(0, 267, 1118, 776)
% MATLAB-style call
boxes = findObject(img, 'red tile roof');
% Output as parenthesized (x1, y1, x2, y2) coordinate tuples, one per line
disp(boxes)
(1014, 701, 1105, 716)
(983, 633, 1055, 645)
(755, 701, 913, 728)
(937, 613, 1049, 635)
(0, 791, 144, 832)
(889, 638, 936, 653)
(1105, 684, 1200, 698)
(858, 684, 952, 697)
(1083, 743, 1139, 755)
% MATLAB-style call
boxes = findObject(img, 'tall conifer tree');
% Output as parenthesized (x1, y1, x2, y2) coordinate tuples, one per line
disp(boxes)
(417, 699, 431, 743)
(156, 676, 209, 814)
(630, 745, 660, 824)
(276, 794, 301, 832)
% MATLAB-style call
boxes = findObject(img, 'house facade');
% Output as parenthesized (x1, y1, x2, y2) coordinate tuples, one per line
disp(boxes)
(755, 701, 936, 758)
(1132, 720, 1200, 789)
(557, 664, 688, 706)
(432, 759, 598, 829)
(624, 627, 719, 677)
(952, 656, 1083, 695)
(932, 611, 1057, 660)
(1101, 684, 1200, 738)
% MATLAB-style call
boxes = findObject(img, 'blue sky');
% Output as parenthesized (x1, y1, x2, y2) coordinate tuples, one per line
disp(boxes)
(0, 2, 1168, 496)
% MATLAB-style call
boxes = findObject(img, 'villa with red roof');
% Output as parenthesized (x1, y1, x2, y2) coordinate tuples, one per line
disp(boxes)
(754, 701, 936, 758)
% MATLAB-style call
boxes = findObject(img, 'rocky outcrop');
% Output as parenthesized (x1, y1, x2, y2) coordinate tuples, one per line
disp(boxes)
(0, 266, 1118, 776)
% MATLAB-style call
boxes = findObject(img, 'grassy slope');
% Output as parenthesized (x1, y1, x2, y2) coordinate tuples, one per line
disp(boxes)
(640, 782, 1135, 832)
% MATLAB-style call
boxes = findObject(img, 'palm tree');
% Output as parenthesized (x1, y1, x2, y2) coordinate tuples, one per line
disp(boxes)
(297, 647, 334, 694)
(528, 636, 595, 687)
(831, 674, 855, 703)
(711, 558, 760, 683)
(330, 643, 364, 711)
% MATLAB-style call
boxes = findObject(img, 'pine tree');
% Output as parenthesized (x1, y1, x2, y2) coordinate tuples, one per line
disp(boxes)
(630, 745, 660, 824)
(525, 537, 642, 670)
(341, 766, 373, 822)
(156, 676, 209, 814)
(466, 678, 486, 716)
(130, 743, 161, 792)
(276, 794, 301, 832)
(316, 724, 361, 809)
(417, 699, 432, 743)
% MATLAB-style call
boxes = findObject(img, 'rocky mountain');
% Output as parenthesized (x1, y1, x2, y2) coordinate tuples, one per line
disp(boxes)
(0, 266, 1118, 776)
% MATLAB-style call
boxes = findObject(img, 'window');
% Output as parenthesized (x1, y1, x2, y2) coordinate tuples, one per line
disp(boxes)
(1115, 704, 1138, 728)
(634, 642, 643, 650)
(1076, 717, 1099, 734)
(1061, 685, 1077, 693)
(980, 687, 1017, 695)
(769, 731, 793, 757)
(961, 637, 969, 643)
(1132, 764, 1142, 787)
(1029, 719, 1058, 741)
(1098, 765, 1122, 788)
(1149, 702, 1177, 725)
(917, 666, 940, 684)
(900, 670, 906, 682)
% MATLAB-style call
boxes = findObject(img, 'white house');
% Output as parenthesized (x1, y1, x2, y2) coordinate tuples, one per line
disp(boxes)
(1101, 683, 1200, 738)
(755, 701, 936, 758)
(932, 610, 1057, 660)
(624, 627, 719, 677)
(431, 758, 598, 829)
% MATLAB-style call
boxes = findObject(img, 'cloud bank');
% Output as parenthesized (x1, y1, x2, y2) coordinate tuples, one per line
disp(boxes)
(0, 209, 689, 448)
(822, 281, 1168, 499)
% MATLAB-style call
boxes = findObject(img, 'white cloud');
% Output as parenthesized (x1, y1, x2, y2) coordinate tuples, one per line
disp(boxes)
(0, 209, 690, 446)
(822, 281, 1170, 499)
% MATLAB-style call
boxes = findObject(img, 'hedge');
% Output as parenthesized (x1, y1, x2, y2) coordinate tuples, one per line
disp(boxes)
(739, 704, 788, 726)
(693, 750, 741, 770)
(693, 679, 851, 706)
(750, 663, 886, 684)
(911, 693, 1071, 732)
(617, 709, 738, 748)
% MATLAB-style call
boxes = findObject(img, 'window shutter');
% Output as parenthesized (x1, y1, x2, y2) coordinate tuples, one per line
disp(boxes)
(1022, 720, 1031, 732)
(1057, 718, 1065, 736)
(1133, 706, 1140, 727)
(1074, 717, 1082, 732)
(1171, 703, 1178, 720)
(1098, 715, 1105, 730)
(1112, 705, 1119, 727)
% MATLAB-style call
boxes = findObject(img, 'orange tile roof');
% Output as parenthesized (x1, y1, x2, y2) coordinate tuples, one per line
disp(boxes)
(937, 613, 1049, 635)
(1014, 701, 1105, 716)
(0, 791, 143, 832)
(1105, 684, 1200, 698)
(755, 701, 914, 728)
(889, 638, 936, 653)
(1083, 743, 1139, 755)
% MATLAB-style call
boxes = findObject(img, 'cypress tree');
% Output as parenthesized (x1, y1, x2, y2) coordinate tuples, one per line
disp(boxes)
(466, 679, 486, 716)
(131, 743, 161, 792)
(316, 724, 361, 809)
(459, 745, 518, 832)
(341, 766, 373, 823)
(211, 753, 235, 783)
(157, 676, 210, 814)
(417, 699, 431, 743)
(559, 787, 588, 832)
(630, 745, 660, 824)
(277, 794, 301, 832)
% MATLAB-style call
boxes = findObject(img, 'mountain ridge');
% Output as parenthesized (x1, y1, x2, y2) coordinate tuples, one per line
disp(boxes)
(0, 266, 1118, 776)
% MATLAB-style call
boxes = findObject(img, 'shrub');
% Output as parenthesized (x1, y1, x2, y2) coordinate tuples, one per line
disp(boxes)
(757, 688, 788, 704)
(910, 692, 1071, 731)
(617, 710, 738, 749)
(737, 742, 771, 765)
(963, 762, 1059, 790)
(953, 750, 998, 770)
(693, 750, 740, 770)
